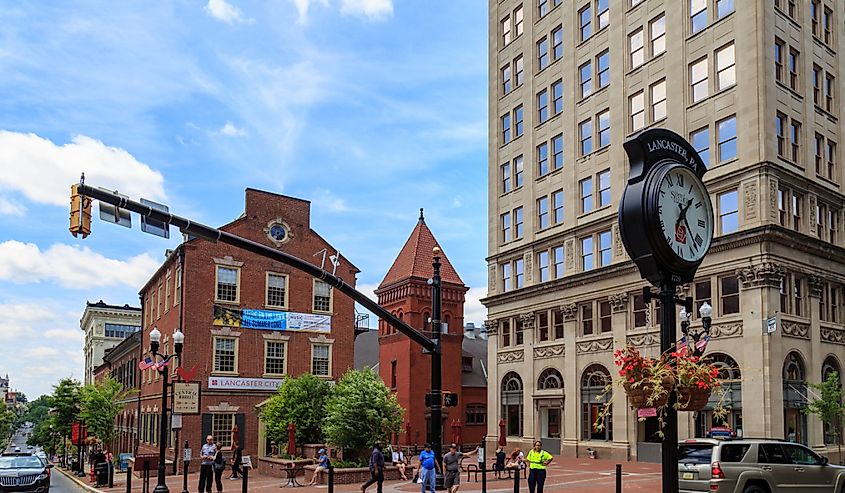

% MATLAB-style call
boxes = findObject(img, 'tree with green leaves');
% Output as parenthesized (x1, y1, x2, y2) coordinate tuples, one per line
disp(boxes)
(805, 371, 845, 463)
(322, 369, 404, 454)
(79, 376, 129, 447)
(51, 378, 82, 443)
(260, 374, 332, 446)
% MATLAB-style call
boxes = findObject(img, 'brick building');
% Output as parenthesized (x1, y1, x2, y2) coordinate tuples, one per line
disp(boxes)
(376, 212, 487, 448)
(136, 188, 360, 463)
(94, 331, 141, 457)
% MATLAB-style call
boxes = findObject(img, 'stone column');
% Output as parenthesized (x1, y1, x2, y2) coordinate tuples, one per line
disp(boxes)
(484, 319, 500, 452)
(561, 303, 579, 457)
(808, 275, 825, 451)
(607, 293, 632, 461)
(520, 313, 537, 444)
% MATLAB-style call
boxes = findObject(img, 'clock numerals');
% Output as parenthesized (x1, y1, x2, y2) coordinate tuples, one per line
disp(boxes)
(695, 202, 702, 209)
(676, 245, 683, 256)
(677, 173, 684, 188)
(697, 219, 706, 228)
(694, 233, 703, 247)
(666, 175, 674, 187)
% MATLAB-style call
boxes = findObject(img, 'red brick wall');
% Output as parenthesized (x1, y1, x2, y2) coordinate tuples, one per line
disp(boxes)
(138, 189, 358, 461)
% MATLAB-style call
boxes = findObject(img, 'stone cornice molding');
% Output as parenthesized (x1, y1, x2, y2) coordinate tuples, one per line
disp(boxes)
(262, 332, 291, 341)
(484, 320, 498, 335)
(608, 293, 629, 313)
(497, 349, 524, 363)
(213, 256, 244, 267)
(736, 262, 786, 289)
(561, 303, 578, 321)
(808, 275, 824, 298)
(210, 327, 242, 337)
(576, 337, 613, 354)
(533, 344, 565, 359)
(519, 313, 535, 330)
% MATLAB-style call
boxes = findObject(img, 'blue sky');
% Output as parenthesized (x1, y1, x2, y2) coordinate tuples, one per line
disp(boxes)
(0, 0, 488, 398)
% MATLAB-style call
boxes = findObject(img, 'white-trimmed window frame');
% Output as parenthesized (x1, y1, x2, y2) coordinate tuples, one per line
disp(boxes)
(264, 340, 288, 377)
(265, 272, 289, 309)
(313, 279, 334, 313)
(311, 341, 333, 378)
(215, 265, 241, 304)
(212, 336, 239, 375)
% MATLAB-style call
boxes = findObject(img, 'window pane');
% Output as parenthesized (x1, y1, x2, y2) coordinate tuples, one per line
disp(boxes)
(719, 190, 739, 234)
(691, 127, 710, 166)
(267, 274, 287, 307)
(718, 116, 738, 161)
(217, 267, 238, 302)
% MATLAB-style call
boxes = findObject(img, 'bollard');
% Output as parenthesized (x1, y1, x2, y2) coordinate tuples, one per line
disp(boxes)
(481, 460, 487, 493)
(126, 466, 132, 493)
(242, 466, 249, 493)
(328, 466, 335, 493)
(615, 464, 622, 493)
(513, 466, 520, 493)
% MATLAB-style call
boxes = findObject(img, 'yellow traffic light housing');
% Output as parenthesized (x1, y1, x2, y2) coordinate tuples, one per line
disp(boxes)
(69, 184, 92, 238)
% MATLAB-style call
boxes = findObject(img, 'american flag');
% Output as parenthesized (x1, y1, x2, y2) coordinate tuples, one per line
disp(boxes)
(138, 356, 155, 370)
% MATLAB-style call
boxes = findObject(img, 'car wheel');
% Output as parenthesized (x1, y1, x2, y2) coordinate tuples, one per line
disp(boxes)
(742, 485, 768, 493)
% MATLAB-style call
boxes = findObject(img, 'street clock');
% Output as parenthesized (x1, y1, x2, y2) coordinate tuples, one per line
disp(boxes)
(618, 128, 714, 286)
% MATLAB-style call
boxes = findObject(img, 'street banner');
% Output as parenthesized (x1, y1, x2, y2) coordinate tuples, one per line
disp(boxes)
(213, 305, 331, 333)
(172, 382, 200, 414)
(207, 376, 284, 391)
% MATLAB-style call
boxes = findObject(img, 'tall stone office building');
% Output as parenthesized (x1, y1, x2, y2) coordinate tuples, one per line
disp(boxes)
(483, 0, 845, 461)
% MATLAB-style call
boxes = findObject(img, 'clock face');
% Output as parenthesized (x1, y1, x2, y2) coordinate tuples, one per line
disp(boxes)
(269, 224, 287, 242)
(655, 165, 714, 263)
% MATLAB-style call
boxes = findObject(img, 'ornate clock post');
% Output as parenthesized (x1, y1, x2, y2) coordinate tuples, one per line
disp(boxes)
(618, 129, 714, 493)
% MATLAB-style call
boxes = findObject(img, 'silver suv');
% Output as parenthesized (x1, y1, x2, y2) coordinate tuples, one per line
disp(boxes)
(678, 438, 845, 492)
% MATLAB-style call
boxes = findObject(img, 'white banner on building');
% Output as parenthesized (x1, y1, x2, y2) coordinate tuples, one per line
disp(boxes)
(207, 376, 284, 391)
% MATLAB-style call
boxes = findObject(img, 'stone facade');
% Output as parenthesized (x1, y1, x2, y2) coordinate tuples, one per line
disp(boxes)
(80, 300, 141, 386)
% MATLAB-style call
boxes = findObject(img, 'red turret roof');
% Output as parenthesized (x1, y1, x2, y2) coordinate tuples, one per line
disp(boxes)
(378, 209, 464, 288)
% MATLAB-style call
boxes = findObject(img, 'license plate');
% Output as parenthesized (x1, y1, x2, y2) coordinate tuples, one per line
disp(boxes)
(682, 472, 694, 480)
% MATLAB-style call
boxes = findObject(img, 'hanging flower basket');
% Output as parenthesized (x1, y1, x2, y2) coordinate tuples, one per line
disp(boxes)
(676, 385, 712, 411)
(624, 375, 675, 409)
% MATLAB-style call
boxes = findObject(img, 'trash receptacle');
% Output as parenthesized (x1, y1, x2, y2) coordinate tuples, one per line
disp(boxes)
(95, 462, 109, 485)
(70, 460, 79, 472)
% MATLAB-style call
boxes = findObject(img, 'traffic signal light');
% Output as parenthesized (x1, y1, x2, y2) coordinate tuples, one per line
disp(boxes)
(444, 392, 459, 407)
(69, 184, 92, 239)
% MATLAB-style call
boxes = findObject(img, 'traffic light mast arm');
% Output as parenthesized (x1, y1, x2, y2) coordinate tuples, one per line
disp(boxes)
(73, 183, 437, 353)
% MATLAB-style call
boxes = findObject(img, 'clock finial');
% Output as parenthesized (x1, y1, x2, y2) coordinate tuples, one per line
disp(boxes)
(419, 208, 425, 223)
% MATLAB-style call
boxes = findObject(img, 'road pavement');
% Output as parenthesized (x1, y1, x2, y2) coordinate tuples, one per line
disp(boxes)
(5, 427, 87, 492)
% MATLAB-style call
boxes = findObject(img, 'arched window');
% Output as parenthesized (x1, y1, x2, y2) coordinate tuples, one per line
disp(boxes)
(694, 353, 743, 438)
(538, 368, 564, 390)
(822, 355, 842, 445)
(783, 351, 808, 445)
(501, 372, 524, 437)
(580, 365, 612, 441)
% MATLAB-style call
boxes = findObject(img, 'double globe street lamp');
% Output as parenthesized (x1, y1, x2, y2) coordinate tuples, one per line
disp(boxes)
(679, 301, 713, 357)
(149, 327, 184, 493)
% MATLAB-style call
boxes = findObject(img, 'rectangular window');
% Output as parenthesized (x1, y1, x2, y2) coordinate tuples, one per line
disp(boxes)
(157, 285, 162, 318)
(825, 74, 834, 113)
(691, 0, 707, 34)
(788, 48, 799, 91)
(630, 91, 645, 131)
(581, 303, 594, 336)
(501, 212, 512, 242)
(813, 65, 821, 105)
(720, 276, 740, 315)
(794, 277, 804, 317)
(514, 258, 525, 289)
(598, 169, 611, 206)
(313, 280, 332, 312)
(174, 268, 181, 306)
(515, 56, 524, 86)
(792, 193, 803, 232)
(719, 190, 739, 234)
(515, 317, 524, 345)
(827, 141, 836, 180)
(266, 273, 288, 308)
(579, 119, 593, 155)
(599, 300, 612, 333)
(691, 127, 709, 166)
(815, 133, 824, 174)
(514, 5, 523, 36)
(552, 190, 564, 224)
(502, 113, 511, 144)
(538, 0, 549, 17)
(391, 360, 397, 387)
(502, 16, 511, 45)
(311, 344, 331, 376)
(580, 177, 594, 213)
(165, 275, 171, 312)
(630, 29, 644, 68)
(553, 246, 565, 278)
(211, 414, 235, 449)
(651, 79, 666, 121)
(514, 206, 524, 238)
(597, 110, 610, 148)
(579, 61, 592, 98)
(774, 38, 784, 82)
(776, 112, 786, 157)
(553, 308, 564, 339)
(552, 80, 563, 115)
(716, 43, 735, 90)
(690, 57, 708, 103)
(717, 115, 737, 162)
(514, 105, 524, 137)
(552, 26, 563, 60)
(777, 188, 787, 226)
(650, 15, 666, 56)
(538, 196, 550, 229)
(537, 89, 549, 123)
(596, 50, 610, 89)
(216, 266, 239, 303)
(514, 155, 524, 187)
(213, 337, 237, 373)
(552, 134, 563, 169)
(598, 230, 612, 266)
(717, 0, 733, 18)
(633, 294, 647, 327)
(695, 280, 712, 318)
(811, 0, 820, 37)
(265, 341, 286, 375)
(502, 263, 512, 292)
(502, 65, 512, 94)
(538, 37, 549, 71)
(581, 236, 594, 271)
(596, 0, 609, 30)
(789, 119, 801, 163)
(502, 163, 512, 193)
(538, 251, 550, 282)
(501, 319, 511, 346)
(538, 142, 549, 176)
(579, 5, 592, 41)
(823, 7, 832, 45)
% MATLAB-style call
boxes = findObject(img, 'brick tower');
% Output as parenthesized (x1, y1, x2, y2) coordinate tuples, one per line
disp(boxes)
(376, 209, 468, 447)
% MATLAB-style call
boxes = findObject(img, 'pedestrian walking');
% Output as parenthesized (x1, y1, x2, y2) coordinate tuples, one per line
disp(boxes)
(228, 447, 243, 480)
(213, 441, 226, 492)
(418, 443, 439, 493)
(361, 442, 385, 493)
(525, 441, 553, 493)
(198, 435, 217, 493)
(308, 448, 330, 486)
(443, 443, 478, 493)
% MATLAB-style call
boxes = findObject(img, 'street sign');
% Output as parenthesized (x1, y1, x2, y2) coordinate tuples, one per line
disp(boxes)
(477, 446, 485, 464)
(637, 408, 658, 418)
(171, 414, 182, 429)
(183, 448, 192, 462)
(98, 188, 131, 228)
(140, 198, 170, 238)
(172, 382, 200, 414)
(242, 456, 252, 469)
(766, 316, 778, 335)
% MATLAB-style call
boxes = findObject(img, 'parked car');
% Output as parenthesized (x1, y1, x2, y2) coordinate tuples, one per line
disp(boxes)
(679, 438, 845, 492)
(0, 453, 51, 492)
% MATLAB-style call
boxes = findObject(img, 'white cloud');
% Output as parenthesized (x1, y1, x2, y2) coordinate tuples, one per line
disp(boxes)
(290, 0, 329, 23)
(313, 188, 350, 213)
(339, 0, 393, 20)
(0, 241, 159, 289)
(463, 286, 487, 326)
(0, 196, 24, 216)
(23, 346, 61, 359)
(0, 131, 166, 213)
(204, 0, 252, 24)
(217, 122, 247, 137)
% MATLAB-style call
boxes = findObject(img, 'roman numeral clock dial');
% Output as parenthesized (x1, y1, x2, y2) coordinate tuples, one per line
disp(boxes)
(656, 166, 713, 263)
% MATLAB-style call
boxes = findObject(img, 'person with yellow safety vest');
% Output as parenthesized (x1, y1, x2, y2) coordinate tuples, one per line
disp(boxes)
(524, 441, 553, 493)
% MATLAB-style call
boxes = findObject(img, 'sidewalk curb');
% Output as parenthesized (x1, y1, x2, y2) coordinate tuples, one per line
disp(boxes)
(56, 466, 106, 493)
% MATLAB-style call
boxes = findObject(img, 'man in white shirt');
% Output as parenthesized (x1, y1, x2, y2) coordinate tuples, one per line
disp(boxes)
(199, 435, 217, 493)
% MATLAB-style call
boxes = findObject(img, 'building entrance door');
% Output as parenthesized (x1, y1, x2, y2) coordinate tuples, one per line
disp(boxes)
(540, 407, 561, 453)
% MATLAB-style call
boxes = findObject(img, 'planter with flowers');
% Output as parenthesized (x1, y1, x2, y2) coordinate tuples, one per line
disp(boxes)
(673, 351, 721, 411)
(615, 347, 675, 409)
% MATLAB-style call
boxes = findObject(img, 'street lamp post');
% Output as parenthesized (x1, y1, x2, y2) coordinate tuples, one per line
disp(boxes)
(679, 302, 713, 357)
(149, 327, 184, 493)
